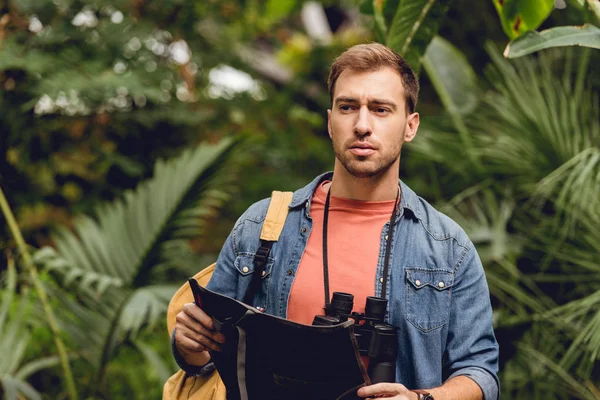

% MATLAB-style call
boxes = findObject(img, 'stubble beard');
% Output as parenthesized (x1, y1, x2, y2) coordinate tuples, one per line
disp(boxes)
(332, 129, 403, 179)
(334, 143, 401, 179)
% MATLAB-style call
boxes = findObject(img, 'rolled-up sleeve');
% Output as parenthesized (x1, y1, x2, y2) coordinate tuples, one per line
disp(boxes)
(445, 242, 500, 399)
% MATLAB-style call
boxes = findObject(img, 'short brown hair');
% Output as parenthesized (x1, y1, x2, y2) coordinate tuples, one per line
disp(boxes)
(327, 43, 419, 114)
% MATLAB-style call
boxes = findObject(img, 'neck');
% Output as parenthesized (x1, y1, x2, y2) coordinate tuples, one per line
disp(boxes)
(329, 162, 400, 201)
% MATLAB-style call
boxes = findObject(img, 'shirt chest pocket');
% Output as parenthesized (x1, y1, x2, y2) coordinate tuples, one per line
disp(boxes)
(234, 253, 275, 311)
(405, 268, 454, 333)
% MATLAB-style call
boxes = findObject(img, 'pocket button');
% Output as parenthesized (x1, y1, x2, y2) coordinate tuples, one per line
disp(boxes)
(438, 281, 445, 288)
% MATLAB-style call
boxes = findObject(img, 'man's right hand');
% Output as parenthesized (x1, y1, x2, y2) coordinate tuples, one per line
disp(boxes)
(174, 302, 227, 367)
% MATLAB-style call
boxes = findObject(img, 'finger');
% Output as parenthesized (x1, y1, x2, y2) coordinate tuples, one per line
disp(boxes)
(175, 332, 213, 353)
(176, 326, 222, 352)
(176, 316, 226, 344)
(176, 308, 226, 344)
(357, 383, 406, 397)
(182, 303, 217, 330)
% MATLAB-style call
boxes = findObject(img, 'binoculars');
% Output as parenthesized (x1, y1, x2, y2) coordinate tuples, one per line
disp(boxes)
(312, 292, 398, 383)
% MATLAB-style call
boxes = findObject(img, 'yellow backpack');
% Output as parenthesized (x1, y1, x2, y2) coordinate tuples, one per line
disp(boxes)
(163, 191, 294, 400)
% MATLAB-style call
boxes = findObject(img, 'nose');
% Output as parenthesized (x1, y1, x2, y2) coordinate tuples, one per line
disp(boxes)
(354, 106, 372, 137)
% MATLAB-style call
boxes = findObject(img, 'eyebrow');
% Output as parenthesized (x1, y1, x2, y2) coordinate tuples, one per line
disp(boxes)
(334, 96, 398, 111)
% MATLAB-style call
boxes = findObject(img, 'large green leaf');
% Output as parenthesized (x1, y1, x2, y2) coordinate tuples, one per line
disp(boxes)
(38, 138, 237, 292)
(386, 0, 449, 73)
(33, 137, 240, 388)
(423, 36, 479, 116)
(504, 23, 600, 58)
(420, 36, 482, 170)
(492, 0, 555, 39)
(476, 44, 600, 230)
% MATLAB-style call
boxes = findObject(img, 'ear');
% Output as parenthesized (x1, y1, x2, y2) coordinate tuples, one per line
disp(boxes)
(403, 112, 419, 143)
(327, 109, 333, 139)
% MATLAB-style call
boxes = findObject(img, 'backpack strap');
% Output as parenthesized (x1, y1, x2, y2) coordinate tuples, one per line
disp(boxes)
(242, 191, 293, 305)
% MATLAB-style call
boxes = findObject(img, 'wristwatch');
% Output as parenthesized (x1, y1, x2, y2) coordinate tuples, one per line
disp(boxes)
(412, 390, 434, 400)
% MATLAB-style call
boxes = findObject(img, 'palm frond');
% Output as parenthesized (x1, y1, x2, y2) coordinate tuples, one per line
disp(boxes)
(132, 339, 174, 384)
(14, 356, 62, 381)
(33, 246, 123, 296)
(41, 137, 238, 293)
(545, 289, 600, 378)
(518, 344, 599, 400)
(476, 45, 600, 230)
(438, 187, 554, 323)
(0, 375, 42, 400)
(0, 259, 43, 400)
(33, 137, 240, 387)
(119, 285, 180, 338)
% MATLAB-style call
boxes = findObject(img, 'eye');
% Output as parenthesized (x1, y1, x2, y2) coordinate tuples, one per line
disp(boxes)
(374, 107, 390, 114)
(339, 104, 354, 111)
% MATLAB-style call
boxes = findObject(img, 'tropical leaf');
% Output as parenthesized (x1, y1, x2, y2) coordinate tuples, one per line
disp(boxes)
(14, 356, 63, 381)
(438, 186, 553, 323)
(34, 246, 123, 296)
(132, 340, 174, 384)
(118, 285, 180, 338)
(0, 259, 43, 400)
(0, 376, 42, 400)
(530, 207, 600, 380)
(504, 23, 600, 58)
(38, 137, 237, 293)
(386, 0, 449, 73)
(33, 137, 240, 389)
(423, 36, 479, 116)
(518, 344, 600, 400)
(588, 0, 600, 19)
(422, 36, 481, 169)
(492, 0, 555, 39)
(475, 44, 600, 230)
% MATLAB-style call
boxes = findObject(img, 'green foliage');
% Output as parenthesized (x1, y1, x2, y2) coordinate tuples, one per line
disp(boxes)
(422, 36, 479, 116)
(504, 23, 600, 57)
(2, 0, 599, 398)
(492, 0, 555, 39)
(408, 40, 600, 397)
(386, 0, 449, 73)
(492, 0, 600, 58)
(359, 0, 449, 73)
(0, 259, 46, 400)
(31, 138, 239, 396)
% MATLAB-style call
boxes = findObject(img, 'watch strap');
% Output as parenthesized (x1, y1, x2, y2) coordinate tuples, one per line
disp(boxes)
(412, 390, 434, 400)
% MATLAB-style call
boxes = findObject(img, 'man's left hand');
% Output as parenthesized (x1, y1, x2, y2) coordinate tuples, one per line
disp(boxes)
(357, 383, 419, 399)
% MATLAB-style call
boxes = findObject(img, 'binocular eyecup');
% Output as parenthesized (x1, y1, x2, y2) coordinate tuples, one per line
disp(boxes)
(312, 292, 398, 383)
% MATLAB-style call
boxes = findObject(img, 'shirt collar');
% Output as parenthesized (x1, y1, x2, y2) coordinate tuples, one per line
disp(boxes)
(289, 171, 421, 221)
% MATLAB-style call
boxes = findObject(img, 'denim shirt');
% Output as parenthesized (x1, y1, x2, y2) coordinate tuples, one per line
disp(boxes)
(204, 172, 499, 399)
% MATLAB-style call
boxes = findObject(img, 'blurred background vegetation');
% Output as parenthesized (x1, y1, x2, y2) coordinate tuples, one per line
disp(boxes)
(0, 0, 599, 399)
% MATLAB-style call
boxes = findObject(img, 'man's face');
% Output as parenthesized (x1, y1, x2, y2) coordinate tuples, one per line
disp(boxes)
(327, 67, 419, 179)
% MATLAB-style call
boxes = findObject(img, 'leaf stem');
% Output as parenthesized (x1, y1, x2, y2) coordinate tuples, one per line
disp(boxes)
(401, 0, 436, 55)
(0, 185, 78, 400)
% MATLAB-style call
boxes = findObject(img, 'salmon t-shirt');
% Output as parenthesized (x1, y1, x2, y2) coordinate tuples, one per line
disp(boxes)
(287, 181, 397, 325)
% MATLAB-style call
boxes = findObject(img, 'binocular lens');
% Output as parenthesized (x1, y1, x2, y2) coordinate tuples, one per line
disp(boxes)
(330, 292, 354, 315)
(365, 296, 387, 321)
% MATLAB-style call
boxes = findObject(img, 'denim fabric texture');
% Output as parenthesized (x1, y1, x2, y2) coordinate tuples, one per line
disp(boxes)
(203, 172, 499, 399)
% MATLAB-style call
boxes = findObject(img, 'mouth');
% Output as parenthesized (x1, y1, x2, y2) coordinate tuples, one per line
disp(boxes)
(349, 143, 376, 157)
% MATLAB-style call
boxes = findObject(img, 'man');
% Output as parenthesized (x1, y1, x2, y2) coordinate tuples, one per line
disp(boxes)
(173, 43, 499, 400)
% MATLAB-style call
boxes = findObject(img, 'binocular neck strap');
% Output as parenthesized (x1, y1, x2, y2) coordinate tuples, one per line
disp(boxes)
(322, 186, 400, 310)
